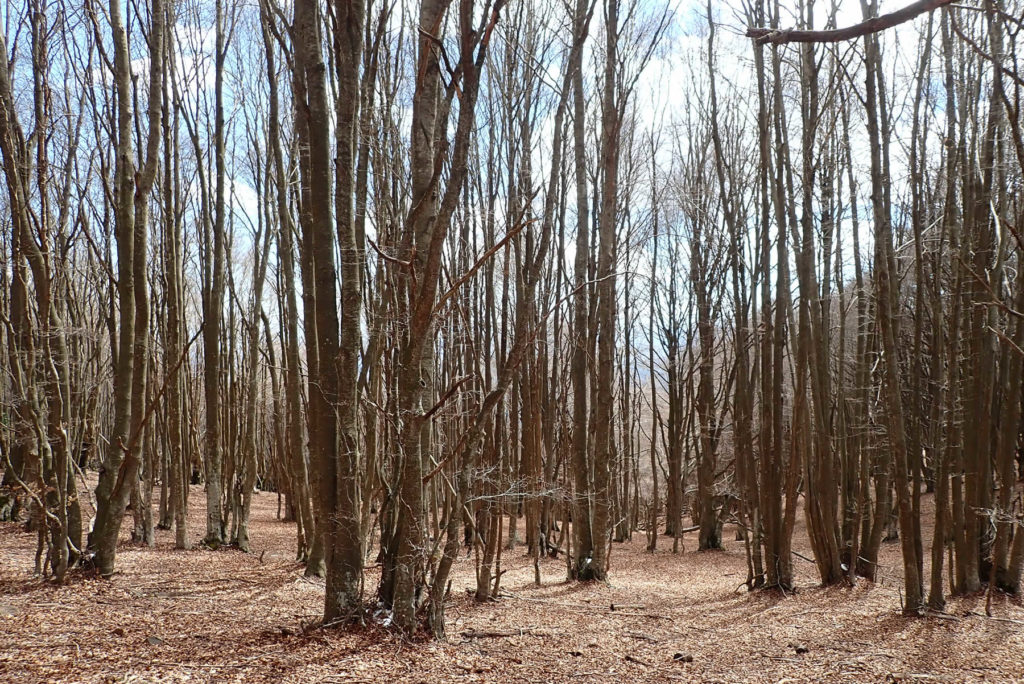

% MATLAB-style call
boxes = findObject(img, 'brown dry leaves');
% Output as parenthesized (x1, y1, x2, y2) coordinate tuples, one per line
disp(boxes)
(2, 487, 1023, 683)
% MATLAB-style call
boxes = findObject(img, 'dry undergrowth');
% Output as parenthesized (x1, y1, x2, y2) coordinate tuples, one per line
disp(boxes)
(2, 485, 1023, 683)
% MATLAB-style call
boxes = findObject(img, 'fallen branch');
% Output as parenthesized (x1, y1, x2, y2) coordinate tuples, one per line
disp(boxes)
(610, 611, 676, 622)
(626, 631, 659, 642)
(461, 628, 552, 639)
(923, 609, 960, 621)
(967, 611, 1024, 626)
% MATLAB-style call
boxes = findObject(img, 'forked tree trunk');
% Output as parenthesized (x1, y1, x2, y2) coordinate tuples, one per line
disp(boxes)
(91, 0, 164, 577)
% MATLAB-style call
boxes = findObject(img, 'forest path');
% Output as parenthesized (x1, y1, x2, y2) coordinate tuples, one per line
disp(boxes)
(1, 483, 1022, 683)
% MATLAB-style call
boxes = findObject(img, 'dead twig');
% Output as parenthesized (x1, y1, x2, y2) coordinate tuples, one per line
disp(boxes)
(967, 611, 1024, 626)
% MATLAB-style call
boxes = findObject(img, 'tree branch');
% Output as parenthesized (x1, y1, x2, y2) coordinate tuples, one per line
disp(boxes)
(746, 0, 958, 44)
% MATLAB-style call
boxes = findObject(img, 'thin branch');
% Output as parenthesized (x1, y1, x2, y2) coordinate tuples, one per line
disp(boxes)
(432, 219, 532, 314)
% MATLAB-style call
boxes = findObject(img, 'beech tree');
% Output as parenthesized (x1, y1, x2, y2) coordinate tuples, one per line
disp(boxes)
(91, 0, 165, 577)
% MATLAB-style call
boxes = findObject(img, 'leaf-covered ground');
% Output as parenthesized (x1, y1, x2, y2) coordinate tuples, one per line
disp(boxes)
(2, 484, 1023, 683)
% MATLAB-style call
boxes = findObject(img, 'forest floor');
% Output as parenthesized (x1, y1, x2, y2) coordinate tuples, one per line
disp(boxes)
(2, 484, 1024, 683)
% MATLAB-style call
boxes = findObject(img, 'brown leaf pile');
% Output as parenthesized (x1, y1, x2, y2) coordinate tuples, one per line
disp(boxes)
(1, 485, 1023, 683)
